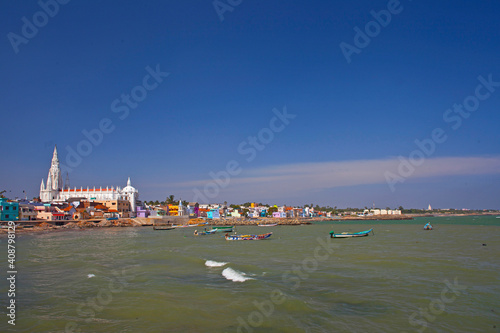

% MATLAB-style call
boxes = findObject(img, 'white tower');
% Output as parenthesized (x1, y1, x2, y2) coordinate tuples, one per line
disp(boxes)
(121, 177, 138, 217)
(40, 146, 63, 202)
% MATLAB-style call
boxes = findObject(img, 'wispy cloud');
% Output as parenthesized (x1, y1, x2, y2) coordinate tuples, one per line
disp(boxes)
(169, 156, 500, 200)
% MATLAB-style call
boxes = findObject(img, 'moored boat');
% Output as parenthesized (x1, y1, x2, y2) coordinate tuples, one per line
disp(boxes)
(258, 223, 278, 227)
(153, 226, 175, 230)
(211, 226, 234, 232)
(329, 229, 373, 238)
(194, 229, 217, 236)
(225, 232, 272, 240)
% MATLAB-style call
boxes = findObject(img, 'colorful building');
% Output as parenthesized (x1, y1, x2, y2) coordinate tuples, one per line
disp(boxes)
(0, 198, 19, 221)
(168, 204, 179, 216)
(96, 199, 132, 218)
(19, 203, 37, 220)
(207, 209, 220, 219)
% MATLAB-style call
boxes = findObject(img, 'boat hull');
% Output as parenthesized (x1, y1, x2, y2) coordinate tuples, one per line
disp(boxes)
(225, 232, 272, 241)
(153, 226, 175, 231)
(194, 229, 217, 236)
(330, 229, 373, 238)
(211, 226, 234, 232)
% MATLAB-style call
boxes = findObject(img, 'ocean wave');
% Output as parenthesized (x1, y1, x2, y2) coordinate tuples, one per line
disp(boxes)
(222, 267, 253, 282)
(205, 260, 228, 267)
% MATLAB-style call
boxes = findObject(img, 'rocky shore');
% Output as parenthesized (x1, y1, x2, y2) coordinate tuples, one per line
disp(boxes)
(0, 219, 143, 234)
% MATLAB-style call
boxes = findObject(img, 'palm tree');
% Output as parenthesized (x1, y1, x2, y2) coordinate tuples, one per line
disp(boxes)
(166, 195, 175, 204)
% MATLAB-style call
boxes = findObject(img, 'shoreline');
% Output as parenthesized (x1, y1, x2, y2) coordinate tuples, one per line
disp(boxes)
(2, 213, 498, 235)
(0, 215, 413, 234)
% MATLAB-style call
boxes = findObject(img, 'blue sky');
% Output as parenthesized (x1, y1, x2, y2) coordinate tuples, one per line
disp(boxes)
(1, 0, 499, 209)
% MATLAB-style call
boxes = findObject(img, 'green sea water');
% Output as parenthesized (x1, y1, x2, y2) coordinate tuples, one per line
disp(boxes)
(1, 216, 499, 332)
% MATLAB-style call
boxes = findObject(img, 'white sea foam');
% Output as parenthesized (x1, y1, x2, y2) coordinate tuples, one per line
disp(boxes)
(205, 260, 228, 267)
(87, 274, 95, 278)
(222, 267, 253, 282)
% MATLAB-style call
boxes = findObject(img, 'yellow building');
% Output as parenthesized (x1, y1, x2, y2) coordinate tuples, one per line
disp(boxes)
(168, 204, 179, 216)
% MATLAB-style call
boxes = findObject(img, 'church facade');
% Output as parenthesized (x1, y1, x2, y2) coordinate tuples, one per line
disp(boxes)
(40, 146, 139, 215)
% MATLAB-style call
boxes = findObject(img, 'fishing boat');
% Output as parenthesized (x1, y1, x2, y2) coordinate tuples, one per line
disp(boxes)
(153, 226, 175, 231)
(225, 232, 272, 240)
(258, 223, 278, 227)
(424, 223, 433, 230)
(211, 226, 234, 232)
(194, 229, 217, 236)
(329, 229, 373, 238)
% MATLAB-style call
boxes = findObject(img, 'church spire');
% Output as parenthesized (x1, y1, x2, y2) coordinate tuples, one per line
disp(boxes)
(47, 173, 52, 189)
(127, 177, 131, 186)
(40, 179, 45, 191)
(51, 145, 59, 165)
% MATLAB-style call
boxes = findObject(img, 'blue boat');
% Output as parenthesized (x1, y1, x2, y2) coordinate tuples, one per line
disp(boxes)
(329, 228, 373, 238)
(194, 229, 217, 236)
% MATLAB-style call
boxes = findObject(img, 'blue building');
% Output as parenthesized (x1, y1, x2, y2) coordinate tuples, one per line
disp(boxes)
(0, 198, 19, 221)
(207, 209, 220, 219)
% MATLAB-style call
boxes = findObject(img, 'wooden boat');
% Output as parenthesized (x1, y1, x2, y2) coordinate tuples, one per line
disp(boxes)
(225, 232, 272, 241)
(194, 229, 217, 236)
(329, 229, 373, 238)
(423, 223, 433, 230)
(153, 226, 175, 231)
(258, 223, 278, 227)
(211, 226, 234, 232)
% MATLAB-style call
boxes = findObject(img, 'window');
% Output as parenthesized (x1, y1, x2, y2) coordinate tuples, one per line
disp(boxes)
(13, 206, 17, 210)
(6, 215, 9, 218)
(5, 206, 9, 210)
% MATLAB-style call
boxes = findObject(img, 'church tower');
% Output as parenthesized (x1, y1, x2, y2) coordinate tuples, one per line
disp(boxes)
(40, 146, 63, 202)
(121, 177, 138, 217)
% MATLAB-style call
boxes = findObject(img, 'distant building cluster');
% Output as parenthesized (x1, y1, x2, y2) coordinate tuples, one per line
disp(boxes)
(0, 146, 141, 222)
(0, 145, 409, 223)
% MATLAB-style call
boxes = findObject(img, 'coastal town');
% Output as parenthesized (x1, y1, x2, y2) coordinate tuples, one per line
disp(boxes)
(0, 146, 498, 231)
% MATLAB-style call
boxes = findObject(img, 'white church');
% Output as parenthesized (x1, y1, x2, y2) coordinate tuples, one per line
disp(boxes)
(40, 146, 139, 214)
